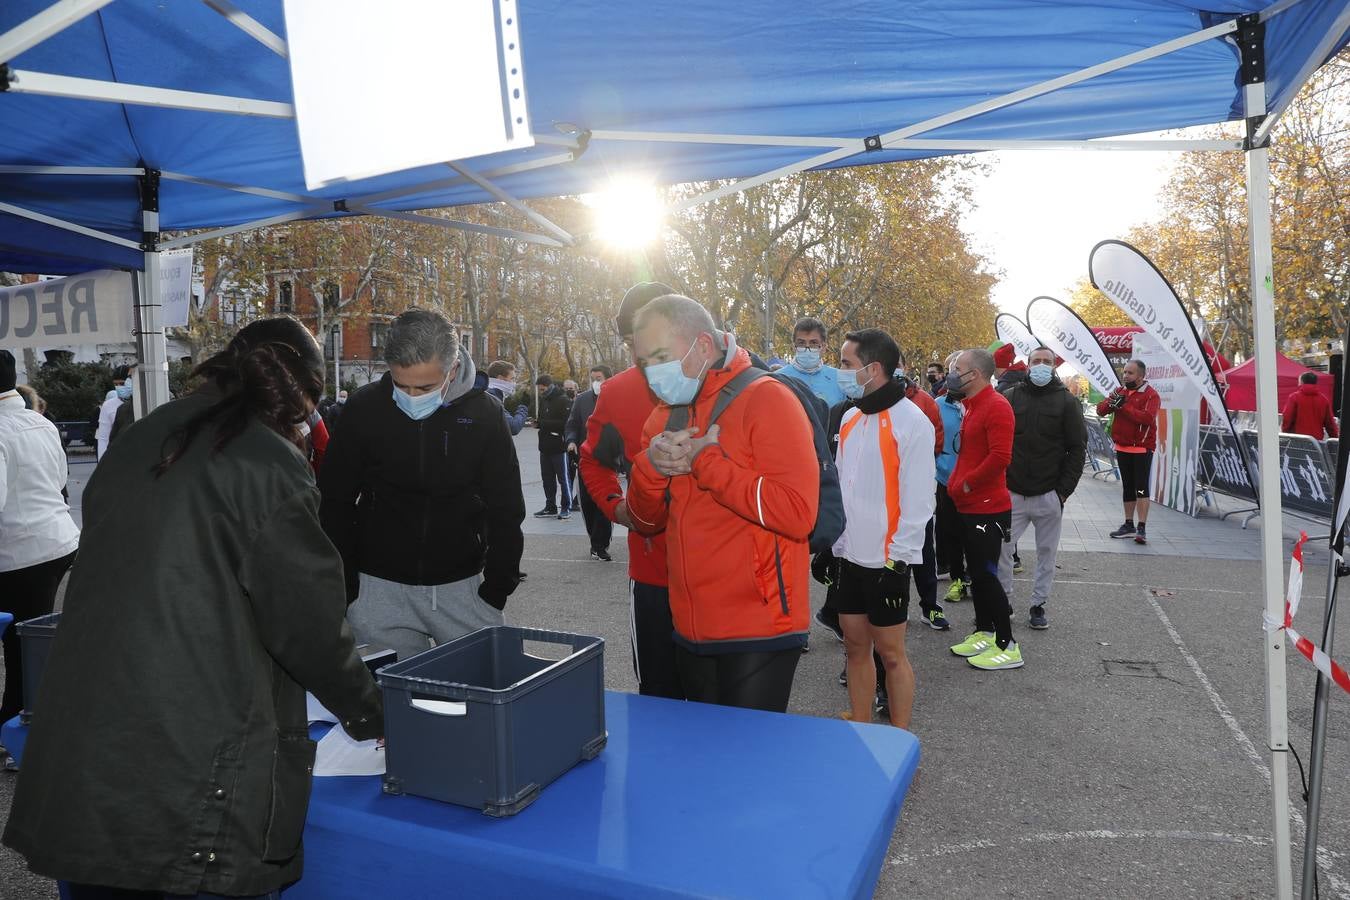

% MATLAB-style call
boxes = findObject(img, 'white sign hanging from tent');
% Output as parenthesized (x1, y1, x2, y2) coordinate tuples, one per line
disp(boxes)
(0, 270, 134, 350)
(284, 0, 535, 189)
(1024, 296, 1121, 398)
(1133, 332, 1200, 516)
(159, 248, 194, 328)
(994, 313, 1041, 363)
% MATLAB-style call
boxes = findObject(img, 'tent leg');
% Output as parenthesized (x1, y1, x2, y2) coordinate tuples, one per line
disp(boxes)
(1245, 78, 1295, 898)
(136, 252, 172, 412)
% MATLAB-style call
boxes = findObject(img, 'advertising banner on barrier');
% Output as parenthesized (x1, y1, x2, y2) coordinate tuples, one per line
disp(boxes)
(994, 313, 1041, 363)
(1198, 426, 1258, 501)
(1133, 333, 1199, 516)
(1025, 296, 1121, 399)
(1240, 432, 1336, 519)
(0, 270, 135, 350)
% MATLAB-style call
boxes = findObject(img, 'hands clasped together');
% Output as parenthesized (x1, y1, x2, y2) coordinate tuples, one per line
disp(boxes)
(647, 424, 722, 476)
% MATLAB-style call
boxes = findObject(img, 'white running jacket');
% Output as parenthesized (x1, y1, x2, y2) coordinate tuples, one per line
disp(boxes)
(832, 396, 936, 568)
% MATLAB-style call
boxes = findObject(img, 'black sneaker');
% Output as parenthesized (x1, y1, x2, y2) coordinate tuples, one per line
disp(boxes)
(1134, 524, 1148, 545)
(874, 690, 889, 717)
(590, 548, 612, 562)
(924, 607, 951, 631)
(1029, 605, 1049, 629)
(815, 608, 844, 642)
(533, 507, 559, 518)
(1109, 522, 1136, 539)
(837, 668, 848, 687)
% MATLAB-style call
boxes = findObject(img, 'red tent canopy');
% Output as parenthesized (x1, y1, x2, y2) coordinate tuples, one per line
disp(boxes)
(1221, 351, 1332, 413)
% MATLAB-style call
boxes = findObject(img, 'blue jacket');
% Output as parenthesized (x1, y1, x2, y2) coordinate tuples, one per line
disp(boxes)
(486, 385, 527, 435)
(936, 394, 963, 486)
(778, 363, 846, 408)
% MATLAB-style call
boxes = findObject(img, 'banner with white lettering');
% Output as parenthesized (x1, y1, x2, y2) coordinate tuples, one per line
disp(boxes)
(1134, 333, 1200, 516)
(160, 248, 193, 328)
(994, 313, 1041, 363)
(0, 270, 134, 350)
(1025, 295, 1121, 398)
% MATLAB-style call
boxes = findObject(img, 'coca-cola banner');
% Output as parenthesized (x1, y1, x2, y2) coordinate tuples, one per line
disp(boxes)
(1090, 240, 1241, 446)
(1025, 296, 1121, 398)
(994, 313, 1041, 363)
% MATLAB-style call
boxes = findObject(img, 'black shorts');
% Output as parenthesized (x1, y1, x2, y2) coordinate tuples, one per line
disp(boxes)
(835, 559, 909, 627)
(1119, 451, 1154, 501)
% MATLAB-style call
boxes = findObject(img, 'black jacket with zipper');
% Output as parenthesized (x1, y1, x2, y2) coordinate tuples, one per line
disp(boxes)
(536, 385, 572, 454)
(1003, 376, 1087, 500)
(318, 371, 525, 607)
(2, 387, 383, 896)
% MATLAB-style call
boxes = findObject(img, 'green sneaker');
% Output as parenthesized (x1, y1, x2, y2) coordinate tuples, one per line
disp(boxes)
(950, 631, 996, 657)
(968, 641, 1024, 670)
(944, 578, 968, 603)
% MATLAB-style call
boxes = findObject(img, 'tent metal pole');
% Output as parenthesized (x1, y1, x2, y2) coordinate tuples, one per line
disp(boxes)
(0, 0, 114, 63)
(0, 199, 142, 249)
(1252, 4, 1350, 147)
(201, 0, 287, 58)
(445, 162, 576, 245)
(159, 171, 322, 205)
(1242, 38, 1294, 895)
(0, 165, 144, 176)
(4, 69, 294, 118)
(1302, 554, 1341, 899)
(343, 203, 568, 247)
(350, 151, 578, 206)
(157, 207, 332, 250)
(593, 131, 1243, 152)
(137, 171, 171, 413)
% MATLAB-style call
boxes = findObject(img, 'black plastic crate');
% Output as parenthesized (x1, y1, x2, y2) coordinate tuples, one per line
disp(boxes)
(377, 625, 606, 816)
(16, 612, 60, 724)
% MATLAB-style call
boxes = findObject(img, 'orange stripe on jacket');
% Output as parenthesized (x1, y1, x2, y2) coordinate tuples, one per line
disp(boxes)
(878, 411, 901, 560)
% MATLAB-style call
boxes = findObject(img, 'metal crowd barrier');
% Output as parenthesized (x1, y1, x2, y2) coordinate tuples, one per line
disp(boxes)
(1083, 415, 1119, 481)
(1196, 425, 1337, 527)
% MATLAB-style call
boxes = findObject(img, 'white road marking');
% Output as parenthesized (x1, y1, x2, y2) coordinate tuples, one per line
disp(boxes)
(888, 828, 1270, 867)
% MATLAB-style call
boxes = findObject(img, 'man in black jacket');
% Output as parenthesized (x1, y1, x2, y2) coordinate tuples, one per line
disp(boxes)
(534, 374, 574, 520)
(319, 308, 525, 662)
(566, 364, 613, 560)
(997, 346, 1086, 631)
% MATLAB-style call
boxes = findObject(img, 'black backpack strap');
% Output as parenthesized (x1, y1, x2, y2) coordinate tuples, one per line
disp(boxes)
(708, 368, 769, 427)
(665, 405, 691, 431)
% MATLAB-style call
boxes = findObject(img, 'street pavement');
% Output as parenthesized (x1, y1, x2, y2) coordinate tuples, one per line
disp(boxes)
(3, 429, 1348, 898)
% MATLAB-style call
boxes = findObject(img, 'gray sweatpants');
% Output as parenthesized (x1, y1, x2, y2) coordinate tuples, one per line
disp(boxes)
(348, 572, 504, 663)
(998, 490, 1064, 607)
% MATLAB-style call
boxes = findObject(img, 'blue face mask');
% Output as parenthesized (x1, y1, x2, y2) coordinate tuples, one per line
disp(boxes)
(1029, 363, 1054, 387)
(115, 383, 133, 401)
(837, 366, 874, 400)
(645, 339, 710, 406)
(392, 372, 449, 421)
(794, 347, 822, 371)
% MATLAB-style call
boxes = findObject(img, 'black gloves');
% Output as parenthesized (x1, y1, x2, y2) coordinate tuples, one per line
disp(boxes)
(878, 561, 908, 608)
(811, 551, 838, 586)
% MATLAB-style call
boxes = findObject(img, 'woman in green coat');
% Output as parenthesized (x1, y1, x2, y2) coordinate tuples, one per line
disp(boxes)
(3, 317, 384, 899)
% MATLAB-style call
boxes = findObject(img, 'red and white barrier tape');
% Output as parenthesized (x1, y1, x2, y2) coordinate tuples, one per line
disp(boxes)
(1270, 532, 1350, 694)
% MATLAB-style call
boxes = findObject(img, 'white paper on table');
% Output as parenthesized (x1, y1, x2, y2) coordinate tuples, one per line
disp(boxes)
(306, 693, 338, 724)
(314, 725, 385, 777)
(411, 698, 467, 716)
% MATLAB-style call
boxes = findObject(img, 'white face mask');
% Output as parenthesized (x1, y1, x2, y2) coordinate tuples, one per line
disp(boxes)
(591, 380, 603, 396)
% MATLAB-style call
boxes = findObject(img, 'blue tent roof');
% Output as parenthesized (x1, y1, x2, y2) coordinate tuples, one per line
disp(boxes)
(1, 0, 1347, 273)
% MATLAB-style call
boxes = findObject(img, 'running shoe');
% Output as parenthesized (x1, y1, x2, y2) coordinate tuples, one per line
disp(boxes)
(1012, 555, 1024, 575)
(1109, 522, 1136, 539)
(1029, 605, 1049, 630)
(837, 668, 847, 687)
(1134, 524, 1148, 545)
(874, 690, 889, 717)
(590, 548, 612, 562)
(968, 641, 1024, 670)
(815, 608, 844, 642)
(557, 509, 572, 520)
(925, 608, 951, 631)
(949, 631, 996, 657)
(533, 507, 559, 518)
(944, 578, 969, 603)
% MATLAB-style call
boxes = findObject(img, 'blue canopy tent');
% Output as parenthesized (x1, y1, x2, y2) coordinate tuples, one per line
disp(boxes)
(3, 1, 1350, 895)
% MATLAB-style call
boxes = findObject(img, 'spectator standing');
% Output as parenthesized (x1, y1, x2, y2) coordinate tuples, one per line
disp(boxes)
(534, 374, 574, 520)
(935, 353, 968, 599)
(779, 317, 847, 408)
(566, 365, 614, 560)
(998, 347, 1086, 630)
(3, 321, 381, 898)
(945, 349, 1023, 670)
(627, 295, 819, 712)
(1282, 372, 1338, 440)
(486, 360, 528, 435)
(319, 308, 525, 662)
(1097, 358, 1161, 545)
(992, 342, 1026, 394)
(832, 331, 936, 726)
(579, 282, 684, 699)
(0, 351, 79, 754)
(94, 364, 134, 460)
(926, 361, 947, 397)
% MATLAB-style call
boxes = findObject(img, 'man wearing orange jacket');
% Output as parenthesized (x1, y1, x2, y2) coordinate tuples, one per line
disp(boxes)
(627, 294, 819, 712)
(579, 282, 685, 700)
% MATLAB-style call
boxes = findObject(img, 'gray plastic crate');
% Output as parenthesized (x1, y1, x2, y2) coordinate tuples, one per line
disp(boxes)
(16, 612, 60, 724)
(377, 625, 606, 816)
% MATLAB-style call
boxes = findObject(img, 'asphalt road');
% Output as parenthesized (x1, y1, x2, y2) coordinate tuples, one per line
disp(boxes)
(2, 433, 1347, 898)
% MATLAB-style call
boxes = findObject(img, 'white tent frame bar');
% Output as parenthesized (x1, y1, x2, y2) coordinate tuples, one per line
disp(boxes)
(4, 69, 295, 118)
(0, 164, 143, 175)
(156, 206, 331, 250)
(596, 130, 1243, 152)
(0, 198, 142, 249)
(1252, 1, 1350, 145)
(0, 0, 111, 62)
(342, 201, 568, 248)
(446, 161, 575, 245)
(201, 0, 287, 58)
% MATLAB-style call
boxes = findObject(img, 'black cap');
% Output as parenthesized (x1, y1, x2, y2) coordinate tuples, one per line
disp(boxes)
(113, 364, 133, 381)
(0, 350, 14, 393)
(615, 282, 676, 337)
(535, 374, 553, 387)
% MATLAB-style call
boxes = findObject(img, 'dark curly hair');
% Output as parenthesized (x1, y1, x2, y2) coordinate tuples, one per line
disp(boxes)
(154, 316, 324, 476)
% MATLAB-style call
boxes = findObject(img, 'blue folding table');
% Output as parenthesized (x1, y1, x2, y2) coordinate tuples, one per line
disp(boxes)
(3, 691, 918, 898)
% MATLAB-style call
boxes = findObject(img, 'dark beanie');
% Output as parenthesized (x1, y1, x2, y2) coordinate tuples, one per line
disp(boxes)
(0, 350, 15, 393)
(615, 282, 676, 336)
(535, 374, 553, 387)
